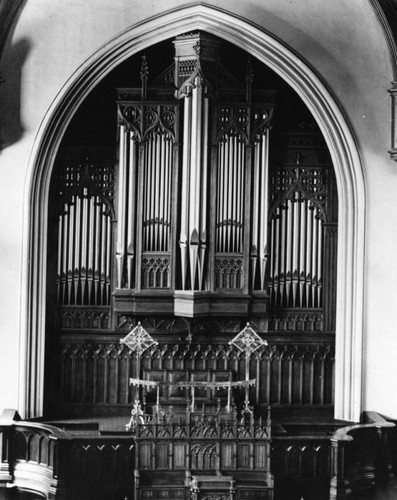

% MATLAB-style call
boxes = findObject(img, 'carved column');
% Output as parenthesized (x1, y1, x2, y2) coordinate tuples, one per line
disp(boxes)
(330, 435, 353, 500)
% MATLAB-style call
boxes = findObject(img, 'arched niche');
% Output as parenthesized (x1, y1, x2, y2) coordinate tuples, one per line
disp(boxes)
(21, 4, 365, 422)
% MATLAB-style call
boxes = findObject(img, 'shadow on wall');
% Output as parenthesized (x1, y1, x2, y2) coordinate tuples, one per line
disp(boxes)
(0, 0, 28, 151)
(0, 37, 29, 151)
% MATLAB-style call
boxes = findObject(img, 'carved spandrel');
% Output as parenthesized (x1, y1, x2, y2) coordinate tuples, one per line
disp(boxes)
(117, 103, 178, 142)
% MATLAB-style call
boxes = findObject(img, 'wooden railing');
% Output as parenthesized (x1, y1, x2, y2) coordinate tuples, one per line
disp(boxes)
(3, 409, 397, 500)
(0, 410, 135, 500)
(0, 410, 66, 498)
(330, 413, 396, 499)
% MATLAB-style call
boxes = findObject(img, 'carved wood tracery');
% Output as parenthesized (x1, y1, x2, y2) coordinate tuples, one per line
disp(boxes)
(48, 340, 334, 416)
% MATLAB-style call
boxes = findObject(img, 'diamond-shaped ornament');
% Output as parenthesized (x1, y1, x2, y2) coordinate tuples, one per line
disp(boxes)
(120, 321, 158, 355)
(229, 322, 268, 355)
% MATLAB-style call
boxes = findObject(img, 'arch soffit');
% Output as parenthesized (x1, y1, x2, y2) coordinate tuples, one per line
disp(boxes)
(24, 4, 365, 421)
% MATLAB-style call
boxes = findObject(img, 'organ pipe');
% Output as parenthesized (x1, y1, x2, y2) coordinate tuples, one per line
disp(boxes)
(178, 74, 210, 291)
(180, 96, 192, 290)
(141, 134, 172, 254)
(269, 170, 325, 309)
(116, 125, 127, 288)
(127, 136, 137, 289)
(57, 190, 112, 307)
(199, 95, 209, 290)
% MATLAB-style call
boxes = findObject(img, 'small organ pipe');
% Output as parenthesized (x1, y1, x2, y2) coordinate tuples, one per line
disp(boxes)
(166, 139, 172, 250)
(163, 139, 168, 251)
(312, 208, 318, 303)
(150, 137, 156, 251)
(306, 202, 313, 306)
(299, 200, 307, 307)
(179, 96, 191, 289)
(57, 213, 63, 302)
(159, 136, 165, 251)
(201, 96, 209, 242)
(127, 136, 136, 288)
(87, 196, 95, 304)
(236, 140, 244, 252)
(154, 135, 158, 250)
(228, 136, 233, 253)
(286, 200, 292, 304)
(217, 142, 224, 252)
(156, 134, 162, 250)
(94, 202, 101, 305)
(296, 197, 303, 307)
(67, 200, 74, 304)
(144, 142, 149, 251)
(198, 96, 209, 289)
(73, 196, 81, 304)
(101, 214, 106, 304)
(279, 204, 286, 302)
(116, 125, 127, 288)
(80, 193, 87, 302)
(251, 140, 260, 286)
(62, 212, 68, 303)
(106, 215, 111, 303)
(194, 78, 203, 239)
(252, 140, 260, 257)
(223, 138, 229, 252)
(228, 136, 234, 253)
(317, 219, 323, 306)
(259, 133, 269, 290)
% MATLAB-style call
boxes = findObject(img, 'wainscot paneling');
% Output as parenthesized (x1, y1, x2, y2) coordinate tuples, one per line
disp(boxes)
(45, 337, 334, 418)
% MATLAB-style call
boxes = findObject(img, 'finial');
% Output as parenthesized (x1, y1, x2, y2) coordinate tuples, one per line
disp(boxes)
(140, 55, 148, 100)
(245, 58, 253, 102)
(193, 40, 202, 57)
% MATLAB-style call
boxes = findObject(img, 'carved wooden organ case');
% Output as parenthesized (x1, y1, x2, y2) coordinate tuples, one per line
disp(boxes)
(49, 32, 337, 417)
(113, 33, 276, 322)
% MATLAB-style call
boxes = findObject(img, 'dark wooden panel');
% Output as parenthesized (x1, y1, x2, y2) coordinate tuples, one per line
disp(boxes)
(272, 436, 331, 500)
(46, 338, 334, 418)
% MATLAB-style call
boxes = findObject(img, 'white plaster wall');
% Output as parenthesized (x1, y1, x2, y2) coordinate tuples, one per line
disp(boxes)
(0, 0, 395, 418)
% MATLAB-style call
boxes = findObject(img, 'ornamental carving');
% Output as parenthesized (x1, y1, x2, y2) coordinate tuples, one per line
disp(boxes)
(215, 258, 243, 289)
(118, 103, 178, 142)
(58, 161, 115, 217)
(269, 166, 328, 220)
(269, 310, 324, 332)
(141, 256, 170, 288)
(215, 105, 249, 143)
(57, 307, 110, 330)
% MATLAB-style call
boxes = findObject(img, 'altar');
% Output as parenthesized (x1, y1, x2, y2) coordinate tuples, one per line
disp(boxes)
(131, 399, 273, 500)
(120, 322, 274, 500)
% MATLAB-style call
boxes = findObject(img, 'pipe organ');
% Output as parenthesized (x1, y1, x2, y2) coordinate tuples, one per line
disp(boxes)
(116, 103, 179, 292)
(52, 32, 337, 334)
(55, 161, 115, 307)
(48, 32, 337, 419)
(113, 33, 276, 319)
(269, 167, 325, 309)
(52, 32, 337, 332)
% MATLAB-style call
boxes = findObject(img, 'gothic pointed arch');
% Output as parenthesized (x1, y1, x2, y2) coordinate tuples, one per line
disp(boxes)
(22, 4, 364, 422)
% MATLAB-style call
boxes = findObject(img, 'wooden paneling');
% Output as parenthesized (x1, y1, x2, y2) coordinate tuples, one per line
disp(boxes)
(330, 419, 396, 499)
(272, 436, 331, 500)
(46, 338, 334, 418)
